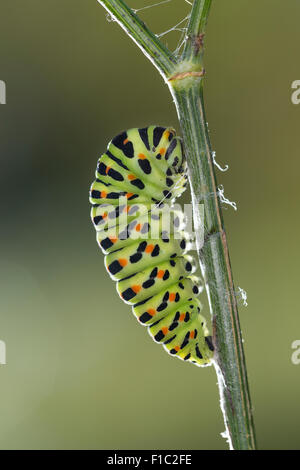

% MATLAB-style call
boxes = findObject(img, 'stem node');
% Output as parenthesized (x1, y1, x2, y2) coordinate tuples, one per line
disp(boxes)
(168, 69, 205, 81)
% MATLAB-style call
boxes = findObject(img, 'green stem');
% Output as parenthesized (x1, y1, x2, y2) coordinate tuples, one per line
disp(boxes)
(169, 1, 256, 449)
(96, 0, 257, 450)
(96, 0, 177, 77)
(170, 82, 256, 450)
(182, 0, 212, 62)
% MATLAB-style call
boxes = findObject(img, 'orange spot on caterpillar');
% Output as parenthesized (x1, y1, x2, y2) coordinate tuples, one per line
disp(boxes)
(126, 193, 134, 199)
(135, 224, 141, 232)
(145, 244, 154, 254)
(119, 259, 128, 267)
(162, 327, 168, 336)
(157, 270, 165, 279)
(128, 174, 136, 180)
(100, 191, 107, 198)
(138, 153, 147, 160)
(123, 138, 129, 144)
(132, 285, 141, 294)
(159, 148, 166, 155)
(102, 212, 108, 219)
(179, 313, 185, 322)
(174, 345, 180, 352)
(109, 236, 118, 243)
(190, 331, 195, 339)
(169, 293, 176, 302)
(147, 308, 156, 316)
(105, 166, 111, 174)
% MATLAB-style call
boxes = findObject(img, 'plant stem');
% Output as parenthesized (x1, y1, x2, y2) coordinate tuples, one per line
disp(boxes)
(182, 0, 212, 62)
(97, 0, 257, 450)
(170, 83, 256, 450)
(96, 0, 177, 77)
(168, 0, 256, 450)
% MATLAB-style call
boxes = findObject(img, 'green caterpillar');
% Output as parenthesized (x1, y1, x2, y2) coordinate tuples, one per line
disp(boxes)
(89, 126, 214, 366)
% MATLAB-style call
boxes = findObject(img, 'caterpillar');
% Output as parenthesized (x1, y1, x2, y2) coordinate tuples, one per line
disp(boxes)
(89, 126, 214, 367)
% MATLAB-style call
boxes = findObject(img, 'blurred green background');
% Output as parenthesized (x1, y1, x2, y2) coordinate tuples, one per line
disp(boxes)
(0, 0, 299, 450)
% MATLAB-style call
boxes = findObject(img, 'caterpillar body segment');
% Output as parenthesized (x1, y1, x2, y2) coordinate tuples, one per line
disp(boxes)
(149, 299, 213, 365)
(94, 204, 187, 255)
(133, 276, 203, 324)
(90, 126, 187, 206)
(116, 255, 196, 304)
(89, 126, 214, 367)
(105, 233, 192, 281)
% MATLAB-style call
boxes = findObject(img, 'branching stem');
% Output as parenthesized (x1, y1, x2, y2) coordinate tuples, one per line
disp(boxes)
(96, 0, 257, 450)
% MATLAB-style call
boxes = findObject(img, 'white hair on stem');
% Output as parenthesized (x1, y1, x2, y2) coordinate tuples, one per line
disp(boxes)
(156, 14, 190, 38)
(218, 185, 237, 211)
(237, 287, 248, 307)
(212, 151, 229, 172)
(133, 0, 172, 14)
